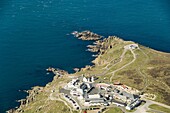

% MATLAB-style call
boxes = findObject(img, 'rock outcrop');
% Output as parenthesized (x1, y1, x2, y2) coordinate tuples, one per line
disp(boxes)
(8, 87, 44, 113)
(46, 67, 68, 77)
(87, 36, 124, 55)
(72, 30, 103, 40)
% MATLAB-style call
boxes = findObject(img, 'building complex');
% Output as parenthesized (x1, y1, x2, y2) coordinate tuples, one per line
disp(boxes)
(59, 75, 141, 111)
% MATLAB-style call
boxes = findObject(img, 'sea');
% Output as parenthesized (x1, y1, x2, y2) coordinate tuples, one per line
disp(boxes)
(0, 0, 170, 112)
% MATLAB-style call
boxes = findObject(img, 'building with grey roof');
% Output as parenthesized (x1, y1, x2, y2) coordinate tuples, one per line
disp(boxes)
(121, 91, 135, 100)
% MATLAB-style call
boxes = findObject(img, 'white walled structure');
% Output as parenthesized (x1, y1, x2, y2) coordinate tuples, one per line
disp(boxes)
(83, 76, 95, 83)
(91, 76, 94, 82)
(83, 77, 88, 82)
(60, 75, 141, 111)
(88, 94, 100, 99)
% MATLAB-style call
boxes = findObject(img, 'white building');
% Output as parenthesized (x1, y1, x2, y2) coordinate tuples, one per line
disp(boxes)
(124, 44, 139, 50)
(83, 76, 95, 83)
(89, 94, 101, 99)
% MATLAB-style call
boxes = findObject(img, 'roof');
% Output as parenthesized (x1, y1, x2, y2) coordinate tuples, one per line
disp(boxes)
(90, 99, 105, 103)
(121, 91, 135, 100)
(114, 89, 120, 93)
(78, 75, 84, 81)
(59, 88, 70, 95)
(112, 99, 126, 106)
(96, 83, 110, 87)
(83, 92, 88, 99)
(86, 98, 105, 103)
(80, 83, 88, 90)
(87, 87, 99, 95)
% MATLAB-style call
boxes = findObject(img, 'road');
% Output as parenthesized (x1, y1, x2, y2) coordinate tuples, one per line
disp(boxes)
(134, 99, 170, 113)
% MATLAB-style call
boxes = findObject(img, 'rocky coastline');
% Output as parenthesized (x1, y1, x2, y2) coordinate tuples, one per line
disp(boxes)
(7, 31, 108, 112)
(72, 30, 103, 40)
(8, 31, 170, 113)
(86, 36, 124, 54)
(8, 87, 44, 113)
(46, 67, 68, 77)
(8, 31, 126, 112)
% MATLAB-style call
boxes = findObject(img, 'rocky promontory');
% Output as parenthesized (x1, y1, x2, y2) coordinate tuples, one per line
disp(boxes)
(87, 36, 124, 54)
(72, 30, 103, 40)
(8, 31, 170, 113)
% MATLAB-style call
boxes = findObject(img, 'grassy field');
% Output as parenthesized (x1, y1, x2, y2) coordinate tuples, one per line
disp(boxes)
(148, 104, 170, 113)
(105, 107, 123, 113)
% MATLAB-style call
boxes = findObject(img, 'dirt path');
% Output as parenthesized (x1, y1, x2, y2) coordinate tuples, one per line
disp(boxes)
(104, 49, 127, 69)
(57, 95, 73, 113)
(137, 68, 148, 92)
(48, 91, 73, 113)
(139, 49, 170, 92)
(136, 49, 150, 92)
(109, 49, 136, 82)
(97, 49, 127, 76)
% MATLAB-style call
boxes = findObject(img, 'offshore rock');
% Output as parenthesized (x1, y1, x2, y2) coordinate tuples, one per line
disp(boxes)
(72, 30, 103, 40)
(46, 67, 68, 77)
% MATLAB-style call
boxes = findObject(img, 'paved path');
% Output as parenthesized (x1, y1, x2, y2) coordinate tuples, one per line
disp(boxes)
(134, 99, 170, 113)
(148, 100, 170, 109)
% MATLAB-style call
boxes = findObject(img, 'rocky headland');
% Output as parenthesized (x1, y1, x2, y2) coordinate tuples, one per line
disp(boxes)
(72, 30, 103, 40)
(8, 31, 170, 113)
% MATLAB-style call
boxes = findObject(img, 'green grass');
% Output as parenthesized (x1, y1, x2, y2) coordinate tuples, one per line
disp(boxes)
(149, 104, 170, 113)
(23, 100, 71, 113)
(126, 108, 137, 112)
(13, 36, 170, 113)
(105, 107, 123, 113)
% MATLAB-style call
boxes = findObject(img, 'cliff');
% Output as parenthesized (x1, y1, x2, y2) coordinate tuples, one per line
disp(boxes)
(8, 31, 170, 113)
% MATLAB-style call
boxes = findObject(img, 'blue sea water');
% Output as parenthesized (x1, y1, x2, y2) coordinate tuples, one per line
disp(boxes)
(0, 0, 170, 112)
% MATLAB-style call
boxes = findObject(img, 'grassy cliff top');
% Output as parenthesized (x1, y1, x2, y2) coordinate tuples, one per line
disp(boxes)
(10, 35, 170, 113)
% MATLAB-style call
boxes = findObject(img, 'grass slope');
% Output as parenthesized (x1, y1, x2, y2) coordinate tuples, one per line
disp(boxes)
(149, 104, 170, 113)
(13, 37, 170, 113)
(105, 107, 123, 113)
